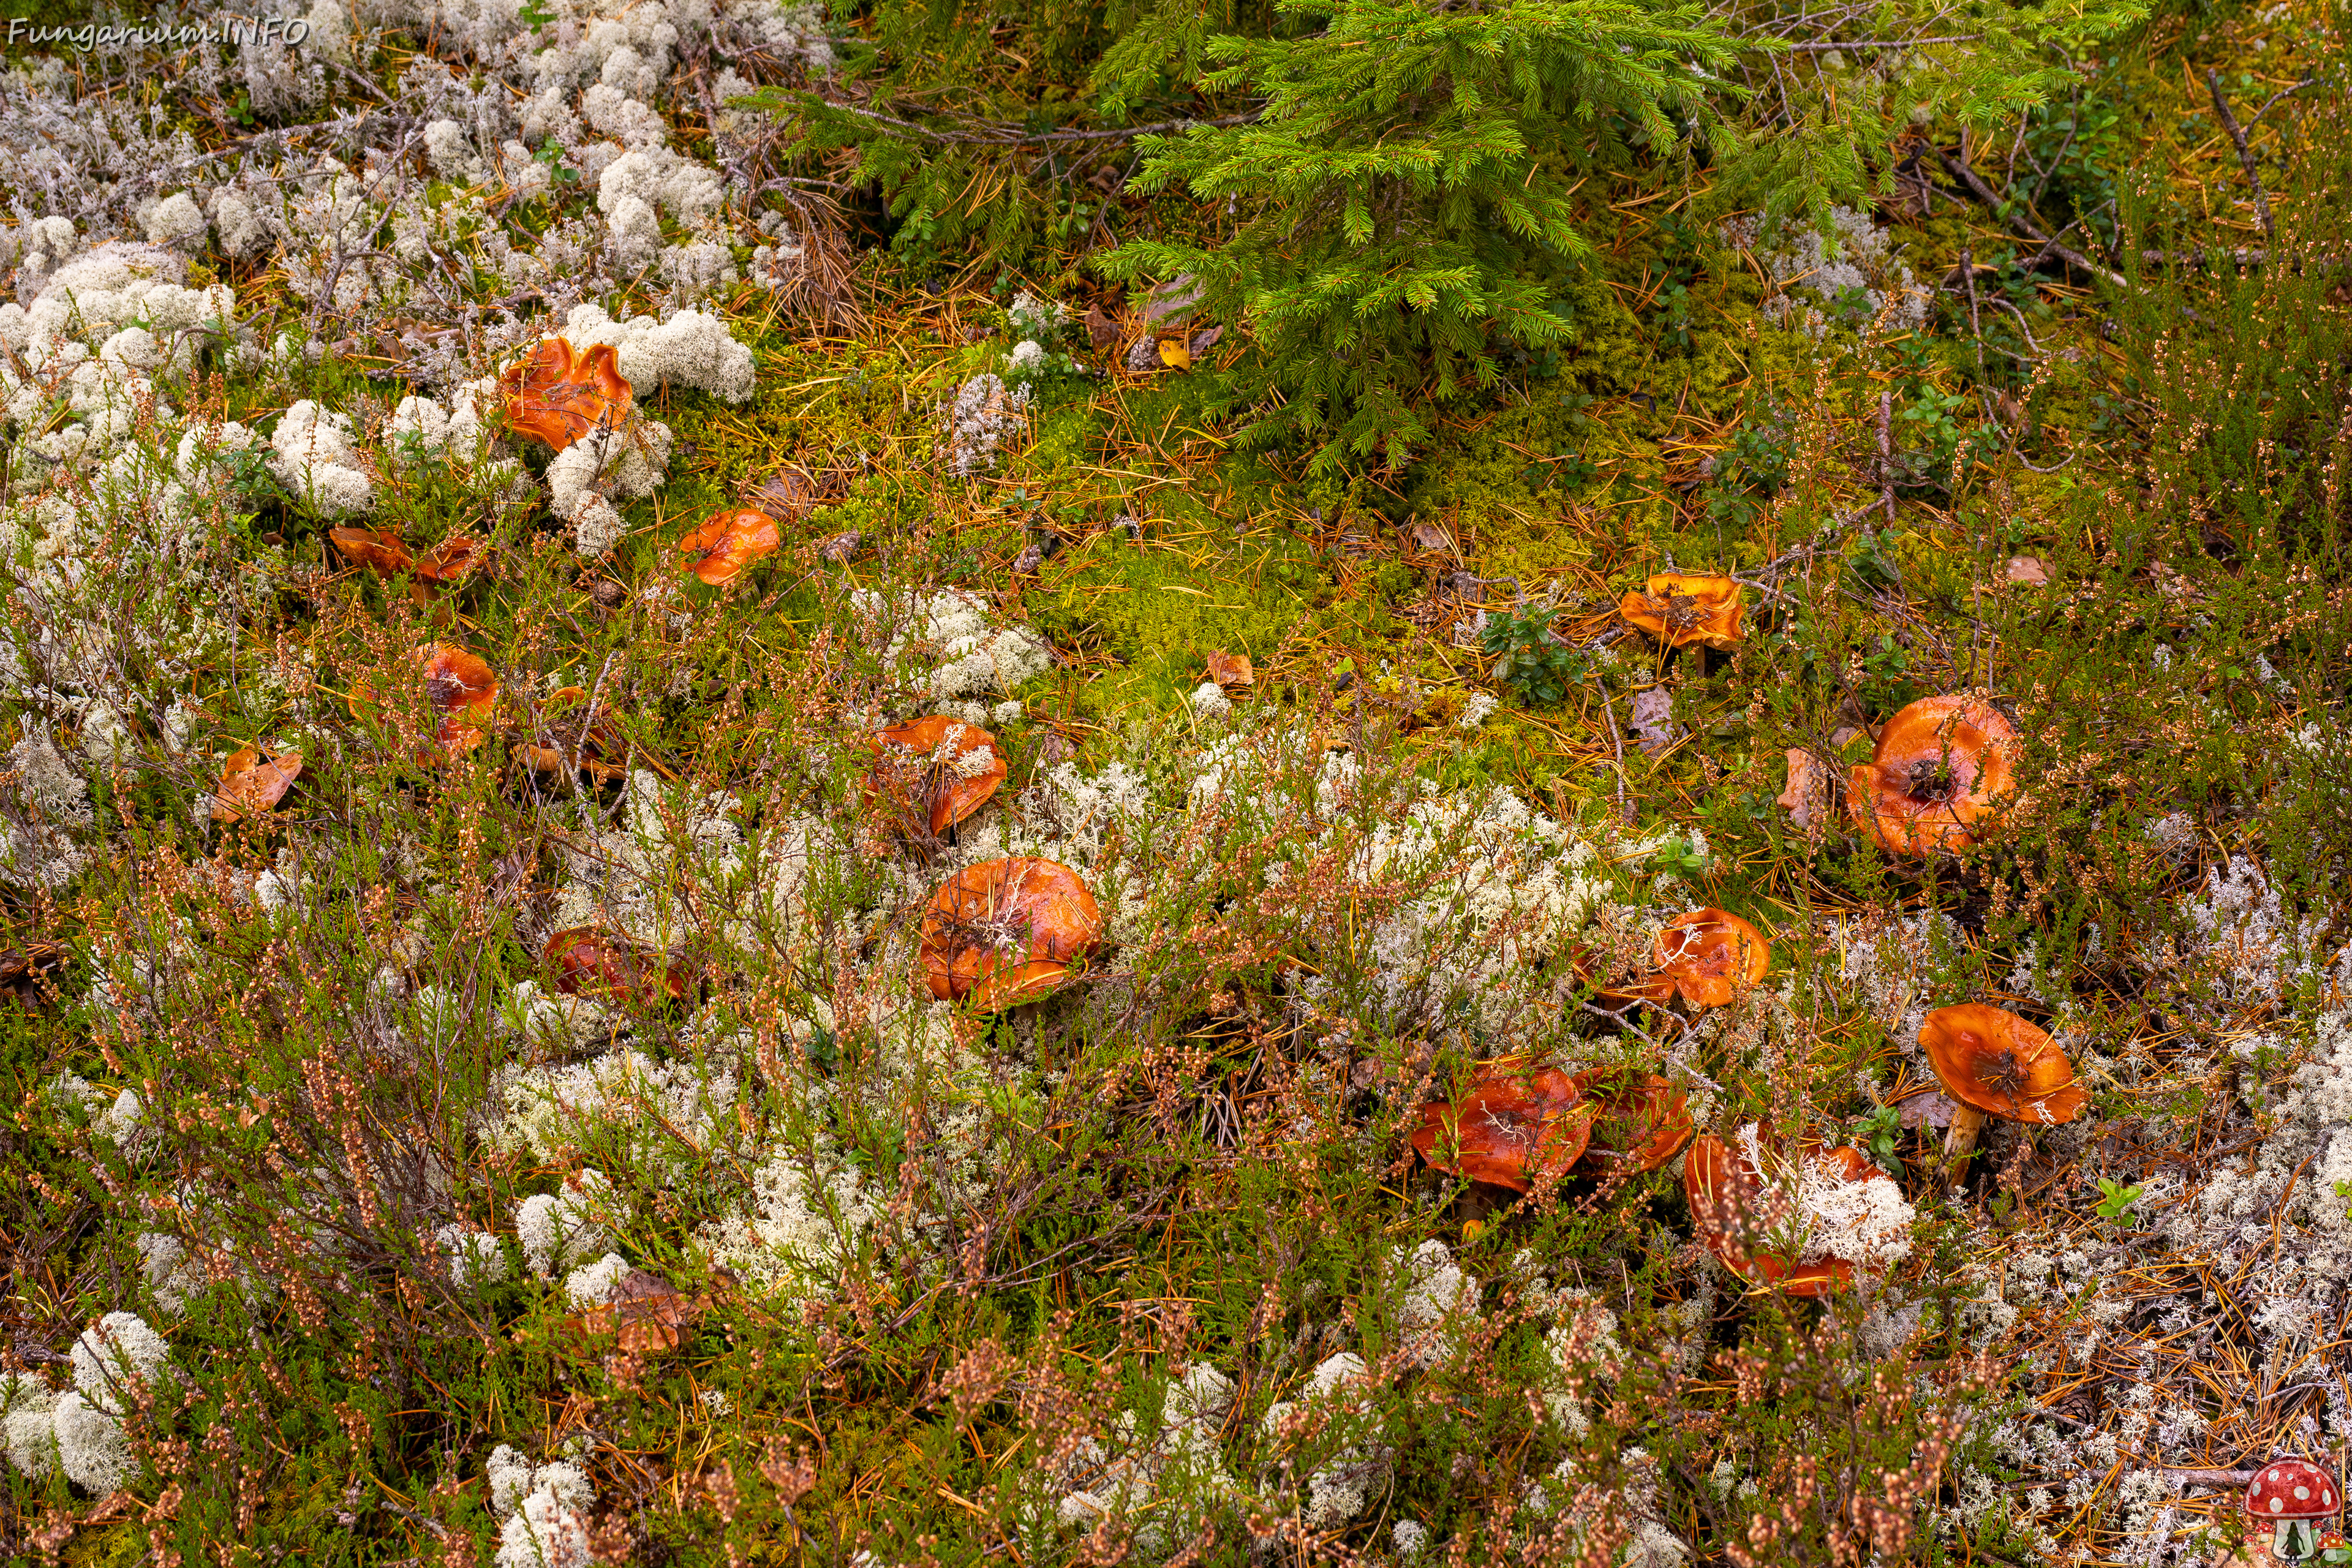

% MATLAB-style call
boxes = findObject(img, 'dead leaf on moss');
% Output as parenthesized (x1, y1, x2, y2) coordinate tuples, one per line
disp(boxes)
(1156, 337, 1191, 370)
(1083, 304, 1120, 353)
(1778, 747, 1826, 829)
(2004, 556, 2052, 586)
(1629, 686, 1677, 755)
(0, 941, 67, 1008)
(1896, 1090, 1959, 1130)
(570, 1268, 704, 1356)
(213, 745, 304, 823)
(1204, 650, 1255, 692)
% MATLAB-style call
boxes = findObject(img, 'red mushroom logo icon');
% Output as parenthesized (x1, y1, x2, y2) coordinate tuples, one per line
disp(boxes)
(2245, 1458, 2340, 1562)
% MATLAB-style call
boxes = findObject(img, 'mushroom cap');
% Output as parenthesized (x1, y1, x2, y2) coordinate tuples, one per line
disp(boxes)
(1411, 1067, 1596, 1194)
(212, 746, 304, 823)
(349, 644, 499, 761)
(1619, 573, 1744, 651)
(2247, 1458, 2340, 1520)
(1847, 695, 2022, 856)
(516, 687, 628, 785)
(677, 508, 782, 587)
(1572, 1070, 1693, 1174)
(1650, 909, 1771, 1008)
(545, 926, 688, 1009)
(1918, 1003, 2089, 1125)
(415, 535, 483, 585)
(500, 338, 633, 450)
(1682, 1134, 1853, 1297)
(865, 716, 1006, 836)
(921, 858, 1103, 1012)
(330, 526, 413, 575)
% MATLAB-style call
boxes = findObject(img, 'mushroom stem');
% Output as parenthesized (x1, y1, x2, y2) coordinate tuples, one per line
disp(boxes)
(1942, 1102, 1989, 1177)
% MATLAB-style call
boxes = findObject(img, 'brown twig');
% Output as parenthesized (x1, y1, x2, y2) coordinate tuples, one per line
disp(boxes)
(2203, 69, 2276, 239)
(1936, 148, 2127, 288)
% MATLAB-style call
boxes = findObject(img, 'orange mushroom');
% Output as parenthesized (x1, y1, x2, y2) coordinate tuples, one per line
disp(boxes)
(211, 745, 304, 823)
(1409, 1067, 1596, 1194)
(350, 644, 499, 762)
(415, 535, 482, 587)
(1918, 1003, 2088, 1173)
(1619, 573, 1744, 652)
(499, 338, 632, 450)
(1847, 695, 2022, 856)
(545, 926, 688, 1010)
(329, 526, 413, 575)
(676, 508, 781, 587)
(516, 687, 629, 786)
(921, 857, 1103, 1012)
(865, 717, 1006, 837)
(1683, 1135, 1855, 1297)
(1572, 1070, 1694, 1174)
(1645, 909, 1770, 1008)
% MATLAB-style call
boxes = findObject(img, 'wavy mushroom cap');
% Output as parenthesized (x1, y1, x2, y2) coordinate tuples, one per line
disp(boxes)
(349, 644, 500, 761)
(212, 746, 304, 823)
(500, 338, 632, 450)
(1847, 695, 2022, 856)
(415, 535, 483, 585)
(1649, 908, 1771, 1008)
(545, 926, 687, 1009)
(329, 526, 413, 575)
(676, 508, 781, 587)
(921, 858, 1103, 1012)
(1682, 1135, 1852, 1298)
(1573, 1070, 1694, 1174)
(1619, 573, 1744, 651)
(1411, 1068, 1596, 1194)
(1918, 1003, 2089, 1125)
(865, 716, 1006, 836)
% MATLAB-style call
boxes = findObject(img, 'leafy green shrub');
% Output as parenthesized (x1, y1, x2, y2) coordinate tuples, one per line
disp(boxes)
(1480, 604, 1588, 706)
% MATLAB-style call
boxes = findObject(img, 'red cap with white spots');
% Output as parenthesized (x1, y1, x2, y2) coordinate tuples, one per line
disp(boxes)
(2247, 1458, 2340, 1520)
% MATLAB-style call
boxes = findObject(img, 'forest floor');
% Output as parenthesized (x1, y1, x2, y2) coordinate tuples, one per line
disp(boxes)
(1, 1, 2348, 1565)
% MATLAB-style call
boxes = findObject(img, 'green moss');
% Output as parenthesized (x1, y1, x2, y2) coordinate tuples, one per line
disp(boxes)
(1027, 524, 1329, 720)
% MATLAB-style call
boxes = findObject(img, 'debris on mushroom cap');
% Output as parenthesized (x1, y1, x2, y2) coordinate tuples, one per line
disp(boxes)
(1647, 908, 1770, 1008)
(2247, 1458, 2340, 1517)
(1684, 1132, 1909, 1294)
(1571, 1070, 1693, 1174)
(1618, 573, 1744, 651)
(1410, 1067, 1596, 1194)
(865, 715, 1006, 836)
(921, 857, 1103, 1012)
(500, 337, 632, 450)
(676, 507, 781, 586)
(329, 526, 413, 575)
(1684, 1134, 1850, 1297)
(414, 535, 483, 585)
(212, 745, 304, 823)
(1847, 694, 2022, 856)
(516, 687, 629, 785)
(1918, 1003, 2089, 1124)
(349, 644, 500, 761)
(544, 926, 688, 1010)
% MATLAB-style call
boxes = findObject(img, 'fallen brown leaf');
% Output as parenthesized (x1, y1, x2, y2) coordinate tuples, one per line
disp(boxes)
(213, 746, 304, 823)
(1777, 748, 1825, 829)
(1204, 650, 1255, 692)
(2004, 555, 2052, 586)
(1082, 304, 1120, 354)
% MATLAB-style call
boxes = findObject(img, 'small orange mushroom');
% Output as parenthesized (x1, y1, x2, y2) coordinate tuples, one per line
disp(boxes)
(1645, 909, 1770, 1008)
(499, 338, 632, 451)
(864, 716, 1006, 837)
(1683, 1135, 1855, 1297)
(1919, 1003, 2088, 1174)
(545, 926, 688, 1010)
(676, 508, 780, 587)
(1619, 573, 1744, 652)
(1410, 1067, 1596, 1194)
(351, 644, 499, 762)
(212, 745, 304, 823)
(1847, 695, 2022, 857)
(921, 858, 1103, 1012)
(516, 687, 629, 786)
(415, 535, 482, 586)
(329, 526, 413, 575)
(1572, 1070, 1694, 1174)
